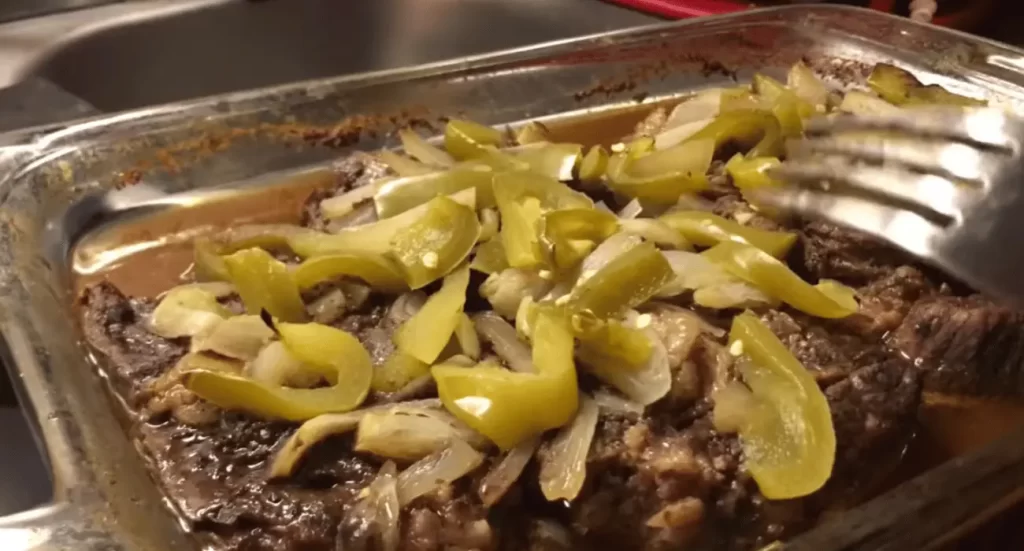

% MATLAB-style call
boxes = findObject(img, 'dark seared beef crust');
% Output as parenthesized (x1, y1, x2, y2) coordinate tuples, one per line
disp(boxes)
(891, 294, 1024, 397)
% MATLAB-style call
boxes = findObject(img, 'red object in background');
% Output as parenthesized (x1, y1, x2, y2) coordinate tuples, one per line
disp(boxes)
(606, 0, 997, 31)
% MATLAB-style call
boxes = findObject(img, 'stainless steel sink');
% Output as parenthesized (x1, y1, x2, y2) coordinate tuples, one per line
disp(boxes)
(0, 0, 657, 112)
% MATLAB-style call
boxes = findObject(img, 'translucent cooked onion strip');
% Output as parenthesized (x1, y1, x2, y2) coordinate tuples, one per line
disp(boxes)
(478, 436, 540, 507)
(473, 312, 533, 373)
(193, 315, 275, 360)
(538, 395, 599, 501)
(396, 439, 485, 506)
(149, 286, 230, 339)
(268, 399, 442, 478)
(355, 409, 486, 461)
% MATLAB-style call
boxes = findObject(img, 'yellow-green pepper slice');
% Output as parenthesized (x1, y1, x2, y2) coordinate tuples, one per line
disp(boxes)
(567, 241, 674, 319)
(660, 211, 796, 259)
(389, 195, 481, 289)
(223, 248, 307, 322)
(728, 312, 836, 499)
(578, 145, 608, 183)
(725, 155, 782, 191)
(433, 309, 578, 449)
(287, 188, 477, 258)
(371, 352, 430, 392)
(605, 139, 715, 204)
(513, 143, 582, 181)
(515, 121, 552, 145)
(374, 167, 494, 218)
(540, 208, 618, 271)
(444, 119, 503, 159)
(377, 150, 437, 177)
(572, 311, 652, 370)
(495, 184, 545, 269)
(867, 63, 986, 107)
(291, 253, 407, 294)
(184, 322, 373, 421)
(685, 109, 783, 158)
(470, 239, 510, 275)
(394, 264, 470, 364)
(703, 242, 858, 319)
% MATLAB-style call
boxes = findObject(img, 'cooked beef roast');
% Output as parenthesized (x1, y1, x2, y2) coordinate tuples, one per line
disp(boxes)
(76, 138, 1012, 551)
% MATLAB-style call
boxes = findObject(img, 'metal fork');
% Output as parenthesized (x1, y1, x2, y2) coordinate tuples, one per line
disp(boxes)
(763, 107, 1024, 307)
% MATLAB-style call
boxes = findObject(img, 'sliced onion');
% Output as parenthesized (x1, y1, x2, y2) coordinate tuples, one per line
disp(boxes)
(478, 436, 540, 507)
(654, 117, 714, 150)
(665, 89, 723, 129)
(246, 340, 320, 388)
(325, 202, 379, 232)
(342, 281, 373, 311)
(594, 201, 613, 214)
(320, 181, 383, 220)
(617, 198, 643, 220)
(693, 282, 777, 310)
(646, 302, 725, 338)
(399, 128, 455, 167)
(268, 399, 442, 478)
(578, 232, 643, 281)
(387, 291, 428, 325)
(473, 312, 534, 373)
(479, 268, 552, 320)
(619, 218, 690, 249)
(356, 410, 476, 461)
(396, 439, 484, 506)
(657, 250, 736, 297)
(372, 461, 401, 551)
(582, 326, 671, 405)
(712, 381, 758, 433)
(309, 288, 348, 324)
(149, 287, 230, 339)
(592, 389, 644, 419)
(157, 281, 236, 299)
(192, 315, 275, 360)
(539, 395, 599, 501)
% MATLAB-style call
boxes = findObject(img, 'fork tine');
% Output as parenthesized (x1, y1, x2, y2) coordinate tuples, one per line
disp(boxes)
(805, 109, 1017, 153)
(771, 160, 972, 222)
(787, 136, 989, 184)
(749, 186, 941, 259)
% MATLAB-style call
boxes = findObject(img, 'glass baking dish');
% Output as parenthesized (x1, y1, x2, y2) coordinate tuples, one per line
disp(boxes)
(3, 5, 1024, 550)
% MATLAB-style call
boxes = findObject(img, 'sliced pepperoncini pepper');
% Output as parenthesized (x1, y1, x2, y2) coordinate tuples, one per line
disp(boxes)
(223, 248, 307, 322)
(184, 322, 373, 421)
(567, 241, 674, 319)
(727, 312, 836, 499)
(389, 195, 481, 289)
(495, 183, 545, 269)
(867, 63, 986, 107)
(752, 74, 815, 138)
(292, 254, 408, 294)
(371, 352, 430, 392)
(703, 242, 858, 319)
(540, 209, 618, 271)
(572, 311, 652, 370)
(394, 264, 471, 364)
(725, 155, 782, 191)
(660, 211, 796, 259)
(470, 239, 510, 275)
(605, 139, 715, 204)
(287, 188, 477, 259)
(578, 145, 608, 183)
(432, 309, 578, 449)
(685, 109, 783, 158)
(373, 166, 495, 218)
